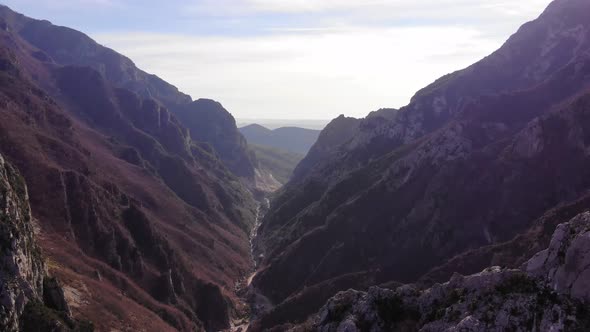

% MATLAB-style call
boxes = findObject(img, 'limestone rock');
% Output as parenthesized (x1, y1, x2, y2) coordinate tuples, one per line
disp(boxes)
(297, 211, 590, 332)
(526, 211, 590, 301)
(0, 153, 45, 332)
(0, 154, 87, 331)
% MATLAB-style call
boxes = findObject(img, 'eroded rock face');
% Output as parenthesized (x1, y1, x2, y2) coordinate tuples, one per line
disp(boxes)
(176, 99, 258, 180)
(526, 211, 590, 301)
(0, 153, 45, 331)
(0, 154, 85, 332)
(297, 212, 590, 332)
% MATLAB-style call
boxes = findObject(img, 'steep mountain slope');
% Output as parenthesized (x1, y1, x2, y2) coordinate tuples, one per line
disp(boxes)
(0, 153, 93, 332)
(0, 4, 258, 182)
(239, 124, 321, 155)
(252, 0, 590, 328)
(291, 115, 362, 181)
(176, 99, 257, 179)
(0, 11, 258, 332)
(249, 144, 305, 185)
(289, 212, 590, 332)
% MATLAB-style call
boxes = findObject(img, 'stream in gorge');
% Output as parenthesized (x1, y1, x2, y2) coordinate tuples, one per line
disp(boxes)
(230, 197, 271, 332)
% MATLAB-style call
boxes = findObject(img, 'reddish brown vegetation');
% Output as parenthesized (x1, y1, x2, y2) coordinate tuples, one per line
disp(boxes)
(0, 10, 257, 331)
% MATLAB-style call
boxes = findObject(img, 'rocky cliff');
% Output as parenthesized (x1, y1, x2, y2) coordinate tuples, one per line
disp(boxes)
(284, 212, 590, 332)
(252, 0, 590, 328)
(0, 153, 45, 331)
(0, 153, 91, 332)
(176, 99, 257, 180)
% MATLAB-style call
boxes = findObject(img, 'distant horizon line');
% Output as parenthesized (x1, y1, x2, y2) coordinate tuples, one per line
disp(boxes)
(236, 118, 333, 121)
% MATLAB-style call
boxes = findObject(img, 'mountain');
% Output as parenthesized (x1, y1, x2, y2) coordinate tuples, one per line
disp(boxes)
(0, 6, 260, 331)
(250, 0, 590, 329)
(0, 4, 257, 184)
(237, 119, 330, 131)
(288, 212, 590, 331)
(239, 124, 321, 155)
(177, 100, 258, 179)
(249, 144, 305, 185)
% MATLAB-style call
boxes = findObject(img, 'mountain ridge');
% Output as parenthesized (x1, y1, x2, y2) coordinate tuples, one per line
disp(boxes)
(239, 124, 321, 155)
(0, 7, 261, 330)
(0, 4, 259, 184)
(250, 0, 590, 329)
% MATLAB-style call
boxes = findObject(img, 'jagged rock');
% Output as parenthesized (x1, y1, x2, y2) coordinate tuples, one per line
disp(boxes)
(0, 154, 87, 331)
(295, 212, 590, 332)
(0, 153, 45, 331)
(43, 277, 71, 314)
(526, 211, 590, 301)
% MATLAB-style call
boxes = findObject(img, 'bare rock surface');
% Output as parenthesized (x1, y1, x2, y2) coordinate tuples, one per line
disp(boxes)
(294, 212, 590, 332)
(0, 154, 88, 331)
(0, 153, 44, 331)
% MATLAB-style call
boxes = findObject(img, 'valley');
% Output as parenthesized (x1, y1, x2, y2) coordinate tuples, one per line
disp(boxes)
(2, 0, 590, 331)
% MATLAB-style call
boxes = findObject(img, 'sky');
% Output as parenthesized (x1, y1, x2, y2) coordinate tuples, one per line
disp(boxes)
(3, 0, 553, 120)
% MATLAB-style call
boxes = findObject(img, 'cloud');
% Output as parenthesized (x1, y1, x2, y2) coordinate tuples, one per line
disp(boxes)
(4, 0, 121, 8)
(189, 0, 549, 19)
(94, 25, 501, 119)
(7, 0, 552, 120)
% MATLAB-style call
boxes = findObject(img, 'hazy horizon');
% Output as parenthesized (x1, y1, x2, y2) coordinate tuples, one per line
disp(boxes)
(237, 118, 329, 130)
(3, 0, 552, 120)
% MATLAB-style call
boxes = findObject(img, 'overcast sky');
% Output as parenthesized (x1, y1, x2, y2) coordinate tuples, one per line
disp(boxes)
(4, 0, 552, 120)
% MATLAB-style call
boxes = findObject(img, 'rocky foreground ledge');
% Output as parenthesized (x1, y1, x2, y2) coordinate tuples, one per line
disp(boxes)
(287, 213, 590, 332)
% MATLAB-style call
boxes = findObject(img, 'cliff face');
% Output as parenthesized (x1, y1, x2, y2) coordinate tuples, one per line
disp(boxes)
(0, 8, 258, 331)
(253, 0, 590, 328)
(287, 212, 590, 332)
(176, 99, 257, 180)
(0, 153, 44, 331)
(290, 115, 361, 181)
(0, 154, 90, 332)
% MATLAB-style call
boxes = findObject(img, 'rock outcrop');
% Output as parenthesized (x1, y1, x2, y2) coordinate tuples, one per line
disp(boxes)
(291, 212, 590, 332)
(0, 153, 44, 331)
(526, 212, 590, 302)
(176, 99, 257, 180)
(0, 154, 90, 332)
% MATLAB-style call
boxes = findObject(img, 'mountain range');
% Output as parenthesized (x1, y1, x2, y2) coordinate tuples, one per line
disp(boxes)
(239, 124, 321, 184)
(239, 124, 321, 155)
(2, 0, 590, 332)
(0, 5, 262, 331)
(248, 0, 590, 329)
